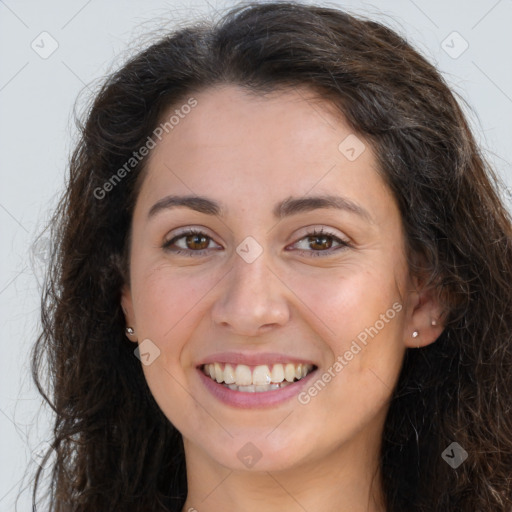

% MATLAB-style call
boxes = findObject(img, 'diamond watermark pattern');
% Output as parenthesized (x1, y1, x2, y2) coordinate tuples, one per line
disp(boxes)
(32, 440, 53, 469)
(237, 442, 262, 468)
(236, 236, 263, 264)
(31, 31, 59, 59)
(505, 186, 512, 208)
(338, 134, 366, 161)
(441, 31, 469, 59)
(441, 441, 468, 468)
(31, 236, 51, 264)
(134, 338, 161, 366)
(30, 236, 52, 289)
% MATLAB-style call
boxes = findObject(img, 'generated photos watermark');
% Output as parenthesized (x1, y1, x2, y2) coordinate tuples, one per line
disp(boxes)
(441, 441, 468, 469)
(93, 97, 198, 200)
(298, 301, 403, 405)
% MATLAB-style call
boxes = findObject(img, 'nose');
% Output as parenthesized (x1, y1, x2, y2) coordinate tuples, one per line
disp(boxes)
(210, 249, 290, 337)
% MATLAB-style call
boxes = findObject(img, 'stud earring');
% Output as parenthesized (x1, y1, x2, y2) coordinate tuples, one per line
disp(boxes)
(412, 330, 419, 338)
(126, 327, 135, 336)
(431, 319, 437, 326)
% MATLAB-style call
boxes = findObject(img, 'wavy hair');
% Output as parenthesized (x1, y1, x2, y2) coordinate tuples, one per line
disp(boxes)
(32, 2, 512, 510)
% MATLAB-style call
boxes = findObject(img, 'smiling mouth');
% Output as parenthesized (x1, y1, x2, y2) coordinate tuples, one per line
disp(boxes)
(201, 362, 316, 393)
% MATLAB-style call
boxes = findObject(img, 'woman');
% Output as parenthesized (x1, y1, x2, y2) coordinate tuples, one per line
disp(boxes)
(32, 2, 512, 511)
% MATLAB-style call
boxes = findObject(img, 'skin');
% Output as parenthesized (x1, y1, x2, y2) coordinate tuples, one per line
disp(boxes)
(121, 84, 444, 512)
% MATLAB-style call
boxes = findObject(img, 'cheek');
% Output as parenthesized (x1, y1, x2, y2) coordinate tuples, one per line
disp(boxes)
(131, 266, 217, 430)
(133, 263, 216, 328)
(132, 263, 220, 362)
(292, 260, 403, 345)
(295, 260, 405, 406)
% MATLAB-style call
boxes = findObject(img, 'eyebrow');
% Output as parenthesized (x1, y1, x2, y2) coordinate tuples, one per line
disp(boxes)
(148, 194, 372, 223)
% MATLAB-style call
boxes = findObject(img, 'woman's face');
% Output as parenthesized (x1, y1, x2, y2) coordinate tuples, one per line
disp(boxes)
(122, 85, 436, 473)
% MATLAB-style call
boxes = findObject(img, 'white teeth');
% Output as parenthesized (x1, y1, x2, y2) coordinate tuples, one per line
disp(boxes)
(271, 363, 285, 383)
(227, 381, 293, 393)
(235, 364, 253, 386)
(202, 362, 315, 390)
(214, 362, 224, 383)
(224, 364, 236, 384)
(284, 363, 296, 382)
(252, 365, 271, 386)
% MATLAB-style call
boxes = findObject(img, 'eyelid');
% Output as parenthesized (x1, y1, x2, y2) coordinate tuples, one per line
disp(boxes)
(162, 225, 352, 256)
(161, 226, 223, 251)
(163, 225, 217, 243)
(287, 227, 351, 255)
(292, 224, 349, 242)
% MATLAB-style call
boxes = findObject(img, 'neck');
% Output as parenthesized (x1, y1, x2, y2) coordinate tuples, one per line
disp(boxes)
(181, 426, 386, 512)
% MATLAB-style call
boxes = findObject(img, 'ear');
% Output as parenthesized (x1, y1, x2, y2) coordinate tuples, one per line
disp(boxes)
(403, 272, 445, 349)
(121, 284, 138, 343)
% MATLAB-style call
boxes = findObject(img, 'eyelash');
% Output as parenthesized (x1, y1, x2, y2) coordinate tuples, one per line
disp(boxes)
(162, 227, 351, 257)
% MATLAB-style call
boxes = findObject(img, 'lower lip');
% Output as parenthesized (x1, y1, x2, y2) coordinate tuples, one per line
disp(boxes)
(197, 367, 318, 408)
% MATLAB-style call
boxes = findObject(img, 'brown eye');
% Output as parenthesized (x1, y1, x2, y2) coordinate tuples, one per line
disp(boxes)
(162, 229, 221, 256)
(291, 227, 350, 257)
(184, 233, 210, 250)
(307, 234, 334, 251)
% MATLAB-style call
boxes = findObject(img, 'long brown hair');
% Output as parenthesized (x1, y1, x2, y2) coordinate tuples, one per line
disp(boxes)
(32, 2, 512, 510)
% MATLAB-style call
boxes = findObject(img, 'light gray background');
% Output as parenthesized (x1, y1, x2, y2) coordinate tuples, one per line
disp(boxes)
(1, 0, 511, 509)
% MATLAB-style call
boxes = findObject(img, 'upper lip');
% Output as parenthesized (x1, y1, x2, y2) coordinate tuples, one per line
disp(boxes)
(196, 352, 318, 367)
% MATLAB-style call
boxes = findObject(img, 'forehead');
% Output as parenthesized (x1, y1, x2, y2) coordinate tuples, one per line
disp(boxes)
(158, 84, 345, 154)
(135, 84, 396, 225)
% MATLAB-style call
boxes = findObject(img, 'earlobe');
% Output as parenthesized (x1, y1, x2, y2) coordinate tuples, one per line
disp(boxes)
(403, 275, 445, 349)
(121, 284, 138, 342)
